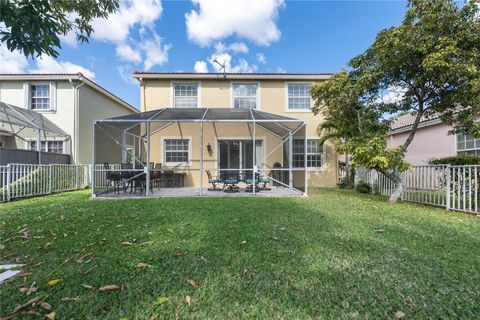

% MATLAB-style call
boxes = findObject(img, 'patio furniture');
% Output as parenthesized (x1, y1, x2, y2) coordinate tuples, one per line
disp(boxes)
(223, 171, 240, 193)
(245, 171, 261, 193)
(152, 163, 162, 189)
(206, 170, 224, 191)
(104, 163, 122, 194)
(258, 170, 273, 191)
(163, 171, 176, 187)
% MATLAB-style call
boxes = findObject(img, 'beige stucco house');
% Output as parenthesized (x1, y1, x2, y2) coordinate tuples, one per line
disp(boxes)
(124, 72, 338, 189)
(0, 73, 137, 164)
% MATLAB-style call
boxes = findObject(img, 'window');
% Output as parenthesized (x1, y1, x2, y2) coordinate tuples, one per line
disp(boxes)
(30, 84, 51, 110)
(287, 83, 311, 110)
(292, 139, 323, 168)
(29, 141, 64, 154)
(164, 139, 189, 163)
(173, 83, 199, 108)
(232, 83, 258, 109)
(457, 133, 480, 156)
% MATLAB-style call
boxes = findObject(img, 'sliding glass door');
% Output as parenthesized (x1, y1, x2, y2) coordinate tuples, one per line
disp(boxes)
(218, 140, 263, 172)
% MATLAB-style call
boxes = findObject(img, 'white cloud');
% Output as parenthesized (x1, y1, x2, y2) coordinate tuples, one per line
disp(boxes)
(186, 0, 284, 47)
(256, 53, 266, 64)
(230, 58, 257, 73)
(208, 51, 257, 73)
(117, 65, 137, 84)
(0, 46, 28, 73)
(140, 33, 171, 70)
(31, 56, 96, 79)
(194, 60, 209, 73)
(116, 44, 141, 63)
(229, 42, 249, 54)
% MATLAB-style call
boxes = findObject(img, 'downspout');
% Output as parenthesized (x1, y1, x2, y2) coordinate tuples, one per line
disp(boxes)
(69, 78, 85, 164)
(139, 77, 146, 112)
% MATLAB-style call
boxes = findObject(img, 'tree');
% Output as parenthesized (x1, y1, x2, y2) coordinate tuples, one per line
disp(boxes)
(0, 0, 119, 58)
(311, 70, 387, 187)
(313, 0, 480, 203)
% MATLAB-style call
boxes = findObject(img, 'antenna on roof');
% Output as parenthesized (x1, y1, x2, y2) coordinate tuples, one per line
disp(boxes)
(213, 58, 227, 79)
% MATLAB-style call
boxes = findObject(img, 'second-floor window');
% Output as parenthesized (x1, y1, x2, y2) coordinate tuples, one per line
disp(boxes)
(287, 83, 312, 111)
(31, 84, 51, 110)
(457, 133, 480, 155)
(232, 83, 258, 109)
(173, 83, 199, 108)
(29, 140, 64, 154)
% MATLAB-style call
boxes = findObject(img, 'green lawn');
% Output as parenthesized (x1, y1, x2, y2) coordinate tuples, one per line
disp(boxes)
(1, 189, 479, 319)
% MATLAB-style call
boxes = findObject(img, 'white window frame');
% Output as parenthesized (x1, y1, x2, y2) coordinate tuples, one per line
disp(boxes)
(170, 82, 201, 108)
(292, 137, 325, 170)
(26, 139, 65, 154)
(161, 136, 192, 166)
(230, 82, 261, 110)
(456, 132, 480, 156)
(28, 82, 56, 112)
(285, 82, 313, 113)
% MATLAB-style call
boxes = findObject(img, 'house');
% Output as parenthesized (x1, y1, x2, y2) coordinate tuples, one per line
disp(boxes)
(387, 113, 480, 165)
(0, 73, 137, 164)
(94, 71, 337, 193)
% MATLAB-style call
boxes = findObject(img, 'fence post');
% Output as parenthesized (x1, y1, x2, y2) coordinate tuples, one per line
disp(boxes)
(445, 165, 451, 210)
(6, 164, 11, 202)
(48, 164, 52, 194)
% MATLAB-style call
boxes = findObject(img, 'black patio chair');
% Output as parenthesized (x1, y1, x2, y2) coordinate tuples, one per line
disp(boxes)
(258, 170, 273, 191)
(206, 170, 224, 191)
(104, 163, 122, 194)
(223, 171, 240, 193)
(245, 171, 261, 193)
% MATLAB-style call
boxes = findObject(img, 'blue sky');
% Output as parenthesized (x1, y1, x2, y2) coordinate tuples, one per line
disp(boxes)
(0, 0, 408, 108)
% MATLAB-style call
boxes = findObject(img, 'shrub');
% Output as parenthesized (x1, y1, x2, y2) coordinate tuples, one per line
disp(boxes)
(356, 181, 371, 194)
(338, 177, 352, 189)
(429, 155, 480, 166)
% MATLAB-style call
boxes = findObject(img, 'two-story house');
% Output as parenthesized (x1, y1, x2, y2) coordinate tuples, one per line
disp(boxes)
(0, 73, 137, 164)
(117, 72, 338, 190)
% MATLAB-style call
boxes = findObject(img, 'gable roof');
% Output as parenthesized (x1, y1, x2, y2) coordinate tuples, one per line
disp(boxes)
(0, 73, 138, 113)
(133, 72, 334, 80)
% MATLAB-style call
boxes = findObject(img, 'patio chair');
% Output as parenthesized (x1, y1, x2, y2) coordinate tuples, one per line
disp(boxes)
(163, 170, 176, 188)
(206, 169, 224, 191)
(152, 163, 162, 189)
(245, 171, 261, 193)
(104, 163, 122, 194)
(223, 171, 240, 193)
(258, 170, 273, 191)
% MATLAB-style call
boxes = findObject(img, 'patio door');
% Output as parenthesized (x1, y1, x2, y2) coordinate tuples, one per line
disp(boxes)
(218, 140, 263, 172)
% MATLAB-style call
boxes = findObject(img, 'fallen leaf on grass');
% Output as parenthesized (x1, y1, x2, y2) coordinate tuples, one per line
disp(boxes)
(188, 279, 199, 287)
(185, 295, 192, 306)
(43, 242, 52, 249)
(395, 311, 406, 319)
(375, 229, 385, 233)
(242, 268, 248, 275)
(47, 279, 61, 286)
(81, 284, 96, 290)
(61, 298, 80, 302)
(19, 282, 37, 295)
(200, 256, 208, 262)
(1, 297, 40, 320)
(167, 229, 174, 234)
(155, 296, 170, 305)
(26, 310, 41, 317)
(137, 263, 151, 269)
(172, 252, 187, 257)
(40, 302, 52, 310)
(239, 240, 247, 245)
(46, 311, 56, 320)
(271, 236, 279, 241)
(83, 267, 95, 275)
(98, 285, 119, 292)
(121, 241, 133, 245)
(150, 315, 158, 320)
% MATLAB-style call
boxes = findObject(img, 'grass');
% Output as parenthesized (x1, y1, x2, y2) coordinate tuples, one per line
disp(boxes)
(1, 189, 479, 319)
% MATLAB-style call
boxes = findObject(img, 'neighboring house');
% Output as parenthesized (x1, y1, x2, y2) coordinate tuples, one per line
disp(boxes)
(131, 72, 338, 188)
(387, 113, 480, 165)
(0, 73, 137, 164)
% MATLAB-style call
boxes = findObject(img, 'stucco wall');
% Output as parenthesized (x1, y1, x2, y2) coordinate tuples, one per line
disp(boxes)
(140, 78, 338, 188)
(387, 122, 456, 165)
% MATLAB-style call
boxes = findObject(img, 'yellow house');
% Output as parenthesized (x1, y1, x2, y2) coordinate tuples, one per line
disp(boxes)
(92, 72, 338, 197)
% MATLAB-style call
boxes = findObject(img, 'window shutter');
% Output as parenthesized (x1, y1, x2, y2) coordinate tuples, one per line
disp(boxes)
(23, 82, 30, 109)
(50, 81, 57, 111)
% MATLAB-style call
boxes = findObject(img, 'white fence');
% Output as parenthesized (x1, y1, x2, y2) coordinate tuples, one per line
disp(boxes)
(356, 165, 479, 214)
(0, 164, 90, 202)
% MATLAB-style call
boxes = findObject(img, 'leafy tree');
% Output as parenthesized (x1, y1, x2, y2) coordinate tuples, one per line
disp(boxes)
(313, 0, 480, 203)
(0, 0, 119, 57)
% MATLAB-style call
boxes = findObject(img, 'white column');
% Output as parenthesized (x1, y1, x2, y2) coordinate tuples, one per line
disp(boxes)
(288, 131, 293, 190)
(92, 121, 96, 197)
(200, 121, 204, 196)
(145, 122, 151, 197)
(303, 123, 308, 196)
(252, 121, 256, 195)
(36, 129, 41, 164)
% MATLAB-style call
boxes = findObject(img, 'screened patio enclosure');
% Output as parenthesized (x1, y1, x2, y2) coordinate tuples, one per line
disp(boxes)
(92, 108, 308, 197)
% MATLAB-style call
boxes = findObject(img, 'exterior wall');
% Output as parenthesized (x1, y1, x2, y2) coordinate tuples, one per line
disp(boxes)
(78, 85, 135, 164)
(141, 78, 338, 188)
(387, 122, 456, 165)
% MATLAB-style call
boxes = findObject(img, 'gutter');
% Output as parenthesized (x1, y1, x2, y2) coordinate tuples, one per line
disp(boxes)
(69, 78, 85, 164)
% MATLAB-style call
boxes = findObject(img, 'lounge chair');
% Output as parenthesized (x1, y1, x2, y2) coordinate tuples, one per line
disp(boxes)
(206, 170, 224, 191)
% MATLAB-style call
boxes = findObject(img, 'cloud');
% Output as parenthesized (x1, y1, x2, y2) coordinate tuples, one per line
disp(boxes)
(208, 52, 257, 73)
(229, 42, 249, 54)
(186, 0, 284, 47)
(194, 61, 209, 73)
(116, 44, 141, 63)
(31, 56, 96, 78)
(256, 53, 267, 64)
(0, 46, 28, 73)
(230, 58, 257, 73)
(140, 33, 171, 70)
(117, 65, 137, 84)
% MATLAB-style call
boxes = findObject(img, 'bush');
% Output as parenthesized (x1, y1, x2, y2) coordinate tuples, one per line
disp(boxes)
(356, 181, 371, 194)
(429, 155, 480, 166)
(338, 177, 352, 189)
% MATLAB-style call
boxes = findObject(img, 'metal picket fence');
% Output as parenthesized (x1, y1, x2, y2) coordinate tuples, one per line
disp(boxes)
(0, 164, 91, 202)
(356, 165, 479, 214)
